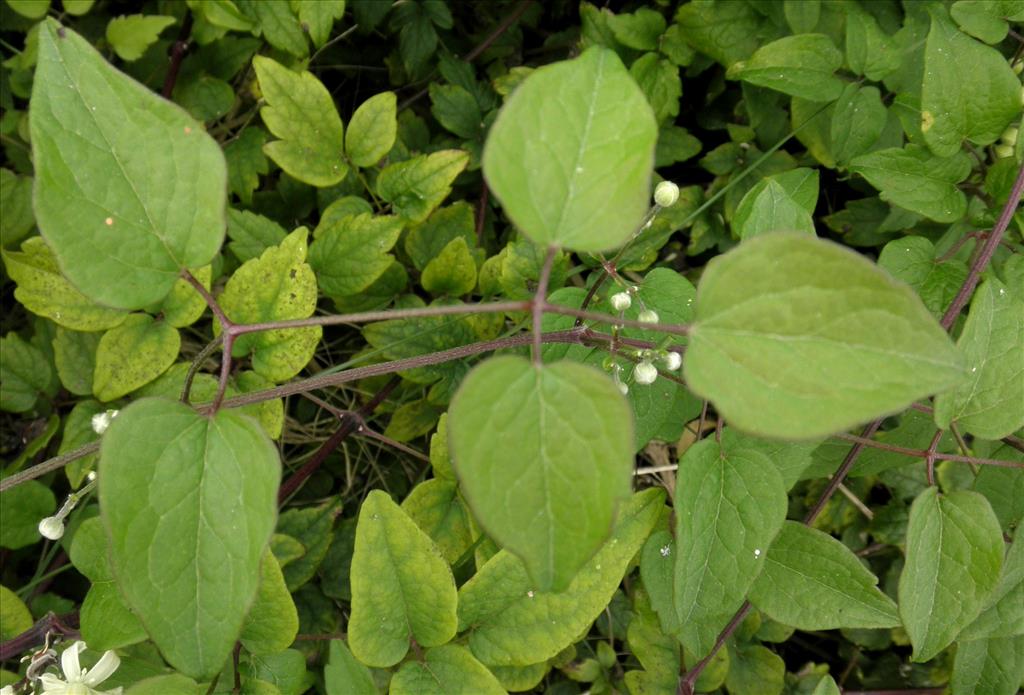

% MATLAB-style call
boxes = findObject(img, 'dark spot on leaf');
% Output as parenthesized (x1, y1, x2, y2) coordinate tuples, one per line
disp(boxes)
(57, 27, 66, 38)
(289, 269, 297, 279)
(290, 293, 296, 300)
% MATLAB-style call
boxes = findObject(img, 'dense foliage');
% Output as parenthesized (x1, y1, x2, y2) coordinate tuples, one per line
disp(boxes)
(1, 1, 1022, 694)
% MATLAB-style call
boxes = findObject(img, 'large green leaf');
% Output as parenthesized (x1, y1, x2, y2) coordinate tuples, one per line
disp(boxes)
(377, 150, 469, 224)
(449, 356, 634, 592)
(218, 229, 321, 382)
(830, 84, 888, 166)
(849, 145, 971, 223)
(390, 645, 505, 695)
(239, 551, 299, 655)
(748, 522, 900, 630)
(727, 34, 845, 102)
(877, 236, 967, 319)
(99, 398, 280, 679)
(961, 531, 1024, 640)
(324, 639, 377, 695)
(934, 278, 1024, 440)
(673, 437, 787, 658)
(30, 19, 226, 309)
(482, 46, 657, 253)
(458, 489, 664, 666)
(684, 233, 965, 439)
(921, 6, 1022, 157)
(898, 488, 1004, 662)
(951, 636, 1024, 695)
(348, 490, 457, 668)
(345, 91, 397, 168)
(252, 55, 347, 186)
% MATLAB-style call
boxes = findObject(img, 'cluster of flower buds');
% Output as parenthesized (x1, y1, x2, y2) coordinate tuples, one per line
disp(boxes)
(629, 349, 683, 387)
(994, 124, 1019, 159)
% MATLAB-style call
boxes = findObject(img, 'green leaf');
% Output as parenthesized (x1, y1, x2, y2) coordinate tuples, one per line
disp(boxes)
(401, 479, 472, 566)
(951, 636, 1024, 695)
(429, 84, 482, 140)
(324, 639, 378, 695)
(1, 332, 57, 413)
(934, 278, 1024, 440)
(174, 74, 235, 123)
(99, 398, 280, 679)
(219, 228, 322, 382)
(225, 127, 269, 205)
(276, 500, 339, 591)
(307, 213, 403, 299)
(607, 7, 666, 51)
(830, 84, 887, 166)
(377, 150, 469, 224)
(405, 202, 476, 272)
(227, 209, 286, 262)
(242, 648, 312, 695)
(724, 643, 784, 695)
(483, 46, 657, 253)
(850, 145, 971, 223)
(294, 0, 345, 48)
(69, 517, 146, 650)
(0, 480, 54, 549)
(629, 53, 682, 125)
(458, 489, 664, 666)
(684, 233, 964, 439)
(449, 356, 634, 592)
(0, 585, 32, 640)
(2, 238, 128, 331)
(348, 490, 458, 668)
(898, 487, 1005, 662)
(421, 236, 477, 297)
(962, 531, 1024, 640)
(345, 91, 397, 168)
(157, 265, 211, 329)
(60, 400, 104, 487)
(733, 179, 814, 239)
(244, 0, 307, 57)
(727, 34, 844, 102)
(674, 0, 761, 68)
(125, 674, 203, 695)
(748, 522, 900, 630)
(383, 399, 441, 442)
(971, 444, 1024, 530)
(390, 645, 505, 695)
(845, 6, 901, 81)
(362, 303, 477, 384)
(240, 551, 299, 655)
(5, 0, 49, 19)
(252, 55, 346, 186)
(30, 19, 227, 309)
(877, 236, 968, 319)
(951, 0, 1024, 43)
(0, 168, 34, 248)
(921, 7, 1022, 157)
(784, 0, 820, 33)
(188, 0, 255, 31)
(105, 15, 175, 61)
(93, 314, 180, 402)
(673, 437, 787, 658)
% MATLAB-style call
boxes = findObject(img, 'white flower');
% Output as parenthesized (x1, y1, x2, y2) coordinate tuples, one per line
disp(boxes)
(610, 292, 632, 312)
(1, 685, 15, 695)
(633, 361, 658, 385)
(637, 309, 659, 324)
(662, 351, 682, 371)
(90, 410, 119, 435)
(653, 180, 679, 207)
(38, 516, 65, 541)
(38, 642, 122, 695)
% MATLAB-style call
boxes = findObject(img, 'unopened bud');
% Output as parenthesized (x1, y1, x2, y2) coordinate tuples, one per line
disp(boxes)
(634, 361, 658, 385)
(637, 309, 659, 324)
(663, 351, 682, 371)
(38, 516, 65, 541)
(653, 181, 679, 207)
(994, 143, 1015, 159)
(1000, 126, 1018, 145)
(610, 292, 632, 312)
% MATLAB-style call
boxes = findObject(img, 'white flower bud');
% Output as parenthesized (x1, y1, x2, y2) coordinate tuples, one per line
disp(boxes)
(38, 516, 65, 541)
(663, 351, 682, 371)
(610, 292, 632, 312)
(1014, 59, 1024, 75)
(1001, 126, 1018, 145)
(994, 143, 1014, 159)
(637, 309, 659, 324)
(617, 380, 629, 396)
(90, 409, 119, 435)
(633, 361, 658, 385)
(653, 181, 679, 207)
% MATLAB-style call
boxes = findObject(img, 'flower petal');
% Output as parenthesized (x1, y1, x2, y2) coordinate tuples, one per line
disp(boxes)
(82, 650, 120, 687)
(38, 673, 68, 692)
(61, 641, 87, 681)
